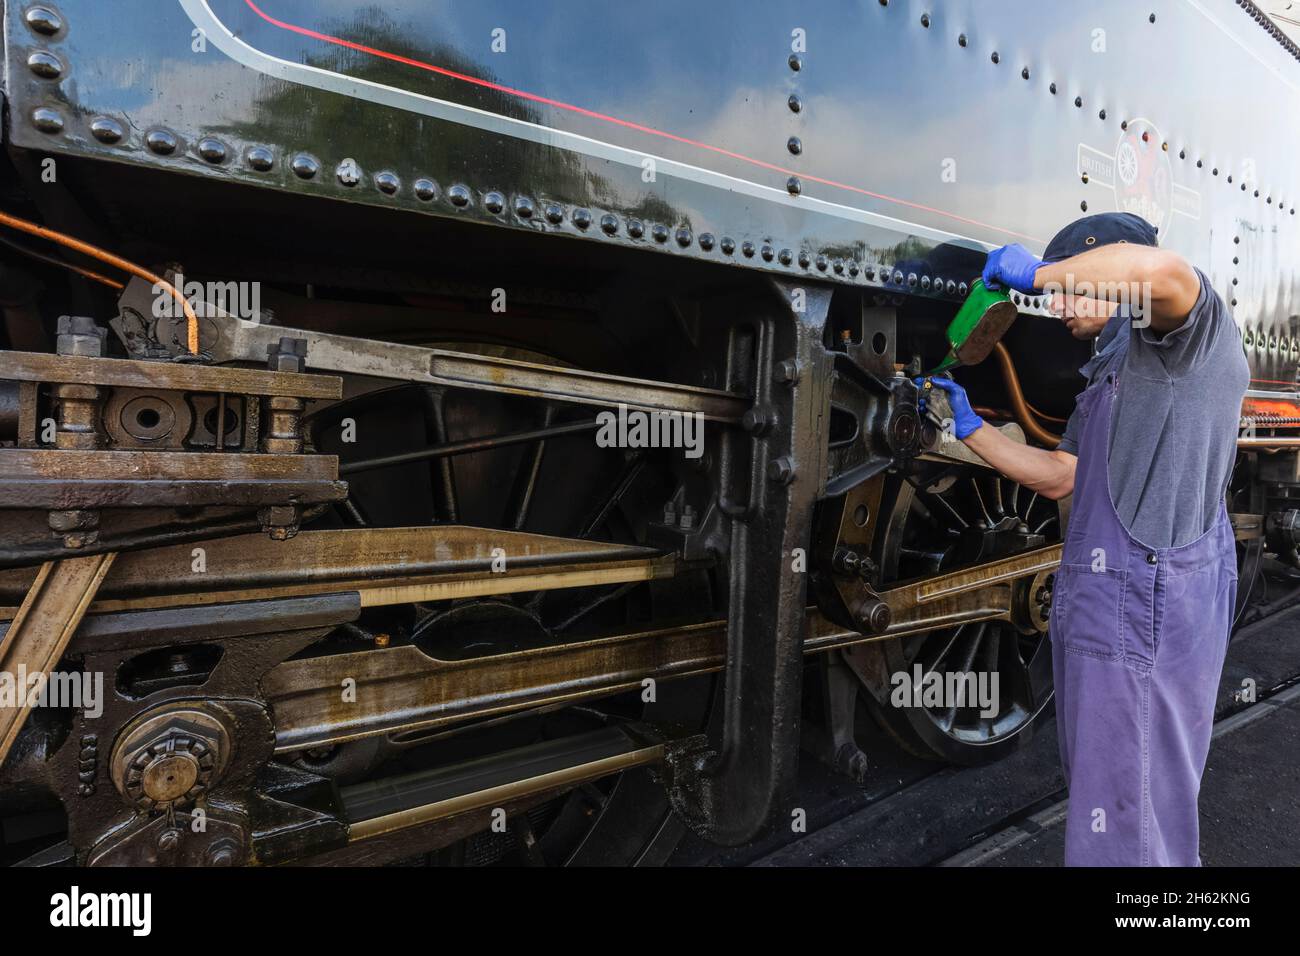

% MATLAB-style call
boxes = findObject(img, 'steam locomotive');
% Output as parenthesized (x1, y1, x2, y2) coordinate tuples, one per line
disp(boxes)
(0, 0, 1296, 866)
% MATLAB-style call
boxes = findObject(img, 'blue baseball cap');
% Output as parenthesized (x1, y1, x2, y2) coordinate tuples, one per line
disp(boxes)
(1041, 212, 1158, 263)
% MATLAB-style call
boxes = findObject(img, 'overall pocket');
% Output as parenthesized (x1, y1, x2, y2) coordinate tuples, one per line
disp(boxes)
(1051, 562, 1128, 660)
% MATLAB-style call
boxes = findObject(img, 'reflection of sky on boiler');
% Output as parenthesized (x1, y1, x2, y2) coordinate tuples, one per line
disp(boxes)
(206, 1, 1293, 248)
(67, 0, 1300, 264)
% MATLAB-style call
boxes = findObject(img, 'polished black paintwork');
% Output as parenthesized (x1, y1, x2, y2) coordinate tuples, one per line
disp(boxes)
(5, 0, 1300, 387)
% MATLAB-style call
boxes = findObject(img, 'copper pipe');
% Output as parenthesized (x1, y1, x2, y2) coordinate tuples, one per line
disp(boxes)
(0, 210, 198, 353)
(991, 342, 1061, 448)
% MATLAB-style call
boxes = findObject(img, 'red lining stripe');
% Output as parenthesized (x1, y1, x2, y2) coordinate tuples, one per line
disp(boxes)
(242, 0, 1043, 243)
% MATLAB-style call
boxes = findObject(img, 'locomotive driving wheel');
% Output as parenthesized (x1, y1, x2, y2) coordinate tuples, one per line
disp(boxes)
(296, 342, 718, 866)
(848, 463, 1062, 765)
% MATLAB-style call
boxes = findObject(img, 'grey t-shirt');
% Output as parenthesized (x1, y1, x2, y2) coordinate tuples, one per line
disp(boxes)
(1056, 268, 1248, 549)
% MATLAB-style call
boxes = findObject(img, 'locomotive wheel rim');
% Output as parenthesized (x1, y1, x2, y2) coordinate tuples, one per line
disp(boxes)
(869, 469, 1059, 764)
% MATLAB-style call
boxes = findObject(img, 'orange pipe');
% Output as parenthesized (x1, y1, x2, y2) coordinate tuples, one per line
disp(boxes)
(0, 210, 197, 353)
(991, 342, 1061, 448)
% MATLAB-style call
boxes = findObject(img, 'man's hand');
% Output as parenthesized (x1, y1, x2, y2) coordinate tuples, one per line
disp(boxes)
(915, 375, 984, 439)
(983, 243, 1044, 294)
(916, 375, 1076, 499)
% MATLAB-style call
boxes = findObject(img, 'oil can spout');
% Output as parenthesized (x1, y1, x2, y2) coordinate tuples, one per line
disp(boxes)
(930, 279, 1018, 373)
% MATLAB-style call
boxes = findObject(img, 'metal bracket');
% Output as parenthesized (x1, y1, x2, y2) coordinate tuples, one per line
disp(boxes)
(666, 278, 832, 844)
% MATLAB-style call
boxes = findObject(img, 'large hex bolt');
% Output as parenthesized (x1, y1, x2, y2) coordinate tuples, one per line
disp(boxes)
(110, 707, 231, 811)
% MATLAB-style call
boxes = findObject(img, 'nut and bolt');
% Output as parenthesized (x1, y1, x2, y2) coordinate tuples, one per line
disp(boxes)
(774, 359, 801, 385)
(742, 407, 775, 436)
(767, 457, 796, 484)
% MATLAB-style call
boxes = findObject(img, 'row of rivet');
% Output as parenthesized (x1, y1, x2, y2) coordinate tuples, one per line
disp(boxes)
(1242, 327, 1299, 353)
(876, 1, 1295, 218)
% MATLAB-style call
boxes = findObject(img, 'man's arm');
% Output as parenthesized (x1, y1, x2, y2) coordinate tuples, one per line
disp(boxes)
(1032, 244, 1201, 333)
(962, 423, 1076, 499)
(921, 376, 1076, 499)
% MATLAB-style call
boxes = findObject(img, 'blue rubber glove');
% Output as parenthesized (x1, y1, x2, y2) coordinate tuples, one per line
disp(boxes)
(982, 243, 1044, 294)
(914, 376, 984, 440)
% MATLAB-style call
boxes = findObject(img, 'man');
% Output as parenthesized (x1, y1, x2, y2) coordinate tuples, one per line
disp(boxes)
(922, 212, 1249, 865)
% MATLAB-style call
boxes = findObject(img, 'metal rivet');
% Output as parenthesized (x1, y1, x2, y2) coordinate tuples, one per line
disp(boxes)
(449, 184, 472, 207)
(833, 259, 844, 274)
(652, 223, 669, 243)
(1022, 66, 1030, 80)
(27, 50, 62, 79)
(89, 117, 123, 145)
(484, 190, 505, 213)
(600, 213, 618, 234)
(30, 107, 63, 133)
(1082, 173, 1089, 184)
(742, 241, 756, 258)
(796, 251, 810, 268)
(958, 282, 968, 296)
(761, 244, 775, 261)
(779, 249, 794, 265)
(627, 218, 644, 238)
(24, 6, 62, 35)
(787, 176, 801, 195)
(414, 178, 437, 201)
(849, 261, 860, 277)
(1080, 201, 1088, 211)
(1074, 95, 1083, 107)
(544, 202, 564, 223)
(958, 33, 967, 47)
(336, 159, 361, 186)
(1179, 149, 1186, 159)
(921, 275, 931, 290)
(699, 232, 715, 251)
(894, 270, 904, 284)
(573, 208, 593, 229)
(991, 51, 999, 64)
(1212, 167, 1219, 176)
(1098, 108, 1106, 120)
(1121, 120, 1129, 130)
(907, 272, 918, 286)
(1196, 159, 1203, 168)
(946, 280, 957, 294)
(1049, 82, 1057, 94)
(675, 227, 693, 247)
(787, 136, 802, 155)
(721, 236, 736, 255)
(375, 171, 401, 195)
(788, 94, 802, 113)
(291, 153, 319, 179)
(1228, 174, 1233, 183)
(864, 267, 876, 280)
(788, 53, 802, 71)
(246, 146, 274, 171)
(198, 138, 227, 164)
(1149, 12, 1156, 23)
(146, 128, 178, 155)
(920, 13, 930, 28)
